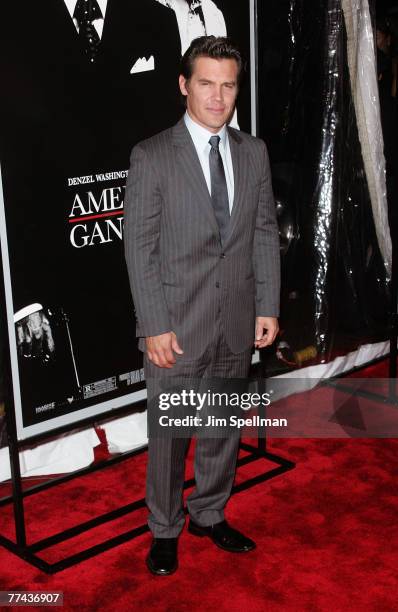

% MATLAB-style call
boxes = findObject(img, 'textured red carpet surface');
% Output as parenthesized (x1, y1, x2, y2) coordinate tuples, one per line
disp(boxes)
(0, 359, 397, 611)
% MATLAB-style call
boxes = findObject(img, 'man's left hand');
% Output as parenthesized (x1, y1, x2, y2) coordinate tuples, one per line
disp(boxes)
(254, 317, 279, 349)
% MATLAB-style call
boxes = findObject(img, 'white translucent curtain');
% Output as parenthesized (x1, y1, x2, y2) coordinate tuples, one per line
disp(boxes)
(341, 0, 392, 272)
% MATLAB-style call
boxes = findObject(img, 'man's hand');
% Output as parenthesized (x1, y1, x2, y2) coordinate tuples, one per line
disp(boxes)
(146, 331, 183, 368)
(254, 317, 279, 349)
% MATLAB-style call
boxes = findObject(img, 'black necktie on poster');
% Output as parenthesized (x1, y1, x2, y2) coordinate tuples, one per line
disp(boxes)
(73, 0, 103, 63)
(209, 135, 230, 245)
(189, 1, 206, 29)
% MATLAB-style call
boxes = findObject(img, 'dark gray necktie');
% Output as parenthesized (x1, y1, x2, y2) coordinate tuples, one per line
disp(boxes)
(209, 135, 230, 244)
(73, 0, 103, 63)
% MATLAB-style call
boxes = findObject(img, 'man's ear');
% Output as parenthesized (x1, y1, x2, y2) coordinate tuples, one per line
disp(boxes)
(179, 74, 189, 96)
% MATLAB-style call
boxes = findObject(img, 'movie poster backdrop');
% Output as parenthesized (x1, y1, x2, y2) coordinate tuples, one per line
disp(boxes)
(0, 0, 253, 439)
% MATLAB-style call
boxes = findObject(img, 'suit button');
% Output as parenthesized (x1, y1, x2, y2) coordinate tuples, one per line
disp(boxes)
(215, 282, 220, 288)
(220, 253, 226, 259)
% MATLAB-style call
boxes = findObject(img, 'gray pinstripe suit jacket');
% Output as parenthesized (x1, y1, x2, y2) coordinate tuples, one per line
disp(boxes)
(124, 116, 280, 358)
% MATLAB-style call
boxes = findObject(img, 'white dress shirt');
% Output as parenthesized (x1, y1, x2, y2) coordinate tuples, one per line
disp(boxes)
(184, 110, 234, 213)
(63, 0, 108, 38)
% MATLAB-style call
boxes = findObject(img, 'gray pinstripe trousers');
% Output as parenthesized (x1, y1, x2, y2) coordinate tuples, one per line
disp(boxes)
(144, 328, 252, 538)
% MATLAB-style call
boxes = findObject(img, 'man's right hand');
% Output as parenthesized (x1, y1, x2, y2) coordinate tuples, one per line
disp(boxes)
(145, 332, 183, 368)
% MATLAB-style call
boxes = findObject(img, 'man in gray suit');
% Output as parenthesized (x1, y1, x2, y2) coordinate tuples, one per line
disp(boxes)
(124, 36, 280, 575)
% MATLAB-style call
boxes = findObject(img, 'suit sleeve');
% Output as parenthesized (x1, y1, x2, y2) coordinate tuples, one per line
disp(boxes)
(124, 144, 171, 338)
(253, 140, 281, 317)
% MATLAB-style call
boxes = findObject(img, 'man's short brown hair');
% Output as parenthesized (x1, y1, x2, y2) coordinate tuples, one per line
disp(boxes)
(180, 35, 245, 84)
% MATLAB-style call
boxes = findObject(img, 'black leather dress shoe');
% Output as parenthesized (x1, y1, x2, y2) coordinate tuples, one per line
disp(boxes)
(146, 537, 178, 575)
(188, 519, 256, 552)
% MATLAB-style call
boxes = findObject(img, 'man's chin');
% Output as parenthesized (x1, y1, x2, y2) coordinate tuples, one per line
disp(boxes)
(191, 111, 230, 132)
(206, 117, 229, 131)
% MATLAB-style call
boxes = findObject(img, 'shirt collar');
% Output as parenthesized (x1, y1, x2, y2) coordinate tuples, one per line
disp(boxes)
(184, 111, 228, 150)
(64, 0, 108, 20)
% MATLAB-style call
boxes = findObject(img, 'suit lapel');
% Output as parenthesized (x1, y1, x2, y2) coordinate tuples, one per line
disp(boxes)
(224, 126, 246, 246)
(100, 0, 119, 49)
(49, 0, 86, 57)
(172, 118, 220, 236)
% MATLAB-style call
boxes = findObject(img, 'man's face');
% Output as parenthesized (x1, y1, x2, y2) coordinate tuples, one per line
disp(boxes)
(179, 56, 239, 133)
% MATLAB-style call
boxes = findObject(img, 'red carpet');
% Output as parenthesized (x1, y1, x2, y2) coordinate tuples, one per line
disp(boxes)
(0, 359, 397, 611)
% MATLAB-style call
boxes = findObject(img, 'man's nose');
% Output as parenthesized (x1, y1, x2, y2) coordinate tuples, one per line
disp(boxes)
(213, 85, 223, 101)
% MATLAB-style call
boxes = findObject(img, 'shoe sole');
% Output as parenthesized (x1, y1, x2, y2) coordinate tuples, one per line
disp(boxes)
(188, 525, 256, 553)
(146, 555, 178, 576)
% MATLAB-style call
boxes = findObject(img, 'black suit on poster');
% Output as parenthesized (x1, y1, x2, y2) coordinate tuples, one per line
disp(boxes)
(0, 0, 182, 419)
(1, 0, 182, 169)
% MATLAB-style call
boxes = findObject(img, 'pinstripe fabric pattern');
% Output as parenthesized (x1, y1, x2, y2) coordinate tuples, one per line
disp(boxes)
(124, 117, 280, 358)
(144, 323, 252, 537)
(124, 116, 280, 537)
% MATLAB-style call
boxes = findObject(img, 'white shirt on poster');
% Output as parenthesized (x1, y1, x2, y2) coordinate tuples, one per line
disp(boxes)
(157, 0, 226, 55)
